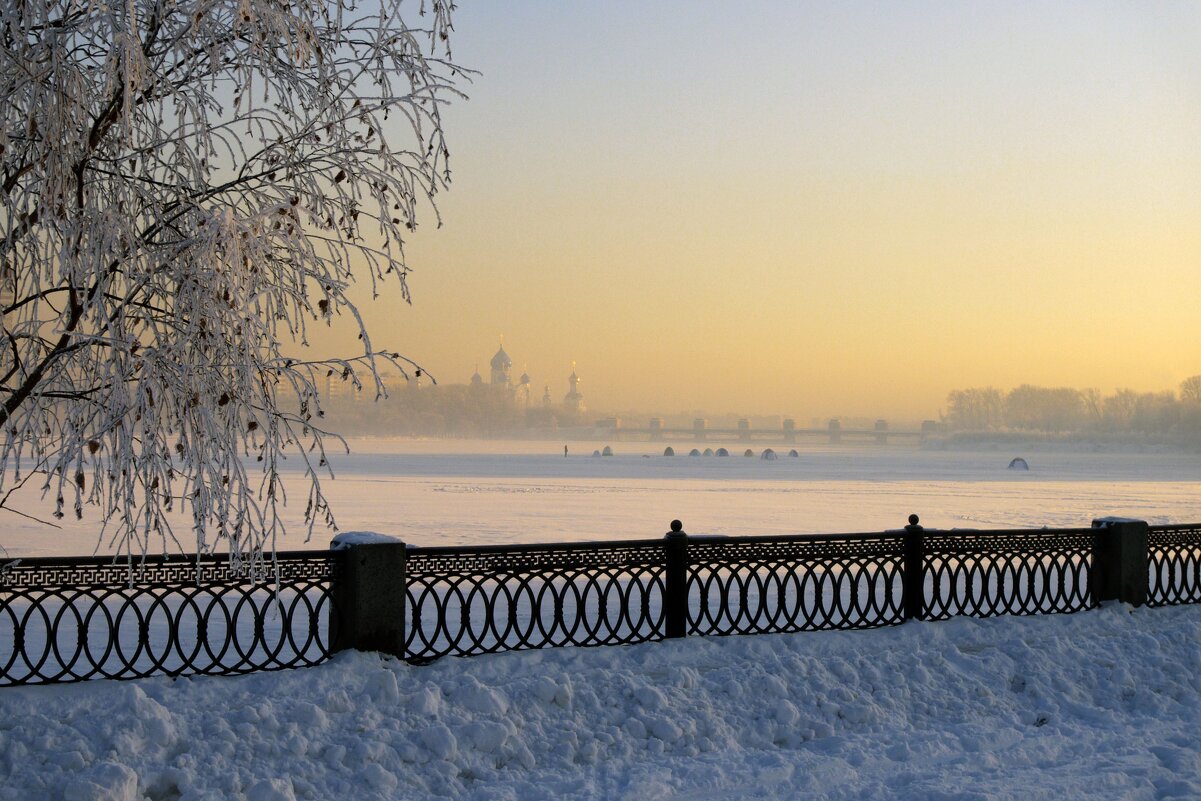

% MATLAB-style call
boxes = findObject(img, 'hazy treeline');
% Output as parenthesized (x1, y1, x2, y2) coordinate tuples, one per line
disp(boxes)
(944, 377, 1201, 441)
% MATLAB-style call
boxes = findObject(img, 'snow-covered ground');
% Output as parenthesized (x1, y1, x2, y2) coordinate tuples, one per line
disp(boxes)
(5, 440, 1201, 556)
(5, 440, 1201, 799)
(3, 602, 1201, 800)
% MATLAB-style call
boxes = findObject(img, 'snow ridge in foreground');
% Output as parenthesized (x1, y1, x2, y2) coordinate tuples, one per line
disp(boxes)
(3, 604, 1201, 800)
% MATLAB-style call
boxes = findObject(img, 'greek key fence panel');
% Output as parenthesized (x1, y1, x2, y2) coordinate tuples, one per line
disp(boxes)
(404, 540, 667, 661)
(685, 534, 907, 635)
(0, 552, 336, 685)
(922, 529, 1095, 619)
(1147, 525, 1201, 606)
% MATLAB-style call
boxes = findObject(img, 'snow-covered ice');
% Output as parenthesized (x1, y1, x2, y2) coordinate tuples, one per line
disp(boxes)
(5, 440, 1201, 557)
(3, 602, 1201, 800)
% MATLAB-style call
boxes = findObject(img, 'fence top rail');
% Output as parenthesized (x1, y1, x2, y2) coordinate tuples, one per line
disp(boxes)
(1, 551, 336, 590)
(404, 530, 917, 558)
(922, 527, 1097, 538)
(678, 528, 1103, 546)
(0, 549, 333, 571)
(406, 537, 668, 557)
(685, 531, 903, 545)
(1148, 523, 1201, 533)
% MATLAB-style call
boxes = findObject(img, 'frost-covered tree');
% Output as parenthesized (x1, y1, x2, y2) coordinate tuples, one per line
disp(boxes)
(943, 387, 1004, 432)
(1180, 375, 1201, 405)
(0, 0, 464, 556)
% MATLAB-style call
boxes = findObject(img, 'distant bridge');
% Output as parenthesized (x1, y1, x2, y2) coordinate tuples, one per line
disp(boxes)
(593, 418, 939, 445)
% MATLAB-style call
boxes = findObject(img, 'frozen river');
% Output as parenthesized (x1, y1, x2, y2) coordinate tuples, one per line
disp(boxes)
(5, 439, 1201, 556)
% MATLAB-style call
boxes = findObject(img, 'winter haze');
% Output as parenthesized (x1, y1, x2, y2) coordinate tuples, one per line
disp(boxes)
(314, 2, 1201, 421)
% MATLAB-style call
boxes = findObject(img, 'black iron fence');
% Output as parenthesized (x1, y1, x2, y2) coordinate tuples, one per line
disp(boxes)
(404, 540, 668, 661)
(1, 516, 1198, 686)
(681, 531, 906, 636)
(0, 552, 335, 685)
(1148, 524, 1201, 606)
(921, 528, 1095, 620)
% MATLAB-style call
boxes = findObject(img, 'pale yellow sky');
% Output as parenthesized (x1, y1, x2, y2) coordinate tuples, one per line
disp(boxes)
(321, 1, 1201, 421)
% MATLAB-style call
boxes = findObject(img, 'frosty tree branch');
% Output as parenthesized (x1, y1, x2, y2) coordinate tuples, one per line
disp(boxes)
(0, 0, 465, 558)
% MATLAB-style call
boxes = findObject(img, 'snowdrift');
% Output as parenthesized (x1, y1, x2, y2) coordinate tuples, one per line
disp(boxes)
(3, 604, 1201, 800)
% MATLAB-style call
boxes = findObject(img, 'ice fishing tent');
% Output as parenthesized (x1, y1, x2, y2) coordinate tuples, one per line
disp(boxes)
(1008, 457, 1029, 470)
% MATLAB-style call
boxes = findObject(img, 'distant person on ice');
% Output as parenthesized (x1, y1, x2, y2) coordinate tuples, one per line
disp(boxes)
(564, 445, 568, 457)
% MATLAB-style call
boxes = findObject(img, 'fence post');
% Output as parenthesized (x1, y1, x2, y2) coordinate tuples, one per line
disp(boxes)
(664, 520, 688, 638)
(902, 514, 925, 621)
(330, 532, 407, 658)
(1090, 518, 1149, 607)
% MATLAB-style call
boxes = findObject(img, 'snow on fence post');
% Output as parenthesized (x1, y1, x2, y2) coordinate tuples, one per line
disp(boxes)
(1090, 518, 1149, 607)
(664, 520, 689, 638)
(330, 533, 408, 658)
(902, 514, 926, 620)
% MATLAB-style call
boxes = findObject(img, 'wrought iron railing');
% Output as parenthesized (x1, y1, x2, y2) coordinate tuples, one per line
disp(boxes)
(0, 551, 335, 685)
(1147, 524, 1201, 606)
(404, 540, 667, 661)
(685, 533, 906, 635)
(1, 517, 1193, 686)
(922, 528, 1095, 619)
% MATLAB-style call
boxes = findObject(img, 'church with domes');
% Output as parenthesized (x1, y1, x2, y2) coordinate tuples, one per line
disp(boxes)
(489, 343, 512, 387)
(313, 340, 592, 437)
(564, 362, 585, 414)
(473, 340, 585, 415)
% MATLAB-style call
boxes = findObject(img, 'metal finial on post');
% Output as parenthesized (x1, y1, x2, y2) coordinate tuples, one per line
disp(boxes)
(902, 514, 925, 621)
(664, 520, 688, 638)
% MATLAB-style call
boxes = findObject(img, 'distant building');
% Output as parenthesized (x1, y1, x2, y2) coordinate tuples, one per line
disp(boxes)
(564, 362, 585, 414)
(490, 342, 512, 387)
(517, 368, 532, 406)
(467, 342, 590, 417)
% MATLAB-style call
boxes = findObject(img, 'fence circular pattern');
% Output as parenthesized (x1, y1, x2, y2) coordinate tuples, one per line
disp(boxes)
(1148, 526, 1201, 607)
(685, 536, 906, 635)
(0, 553, 336, 685)
(404, 543, 668, 661)
(922, 531, 1095, 619)
(3, 522, 1192, 685)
